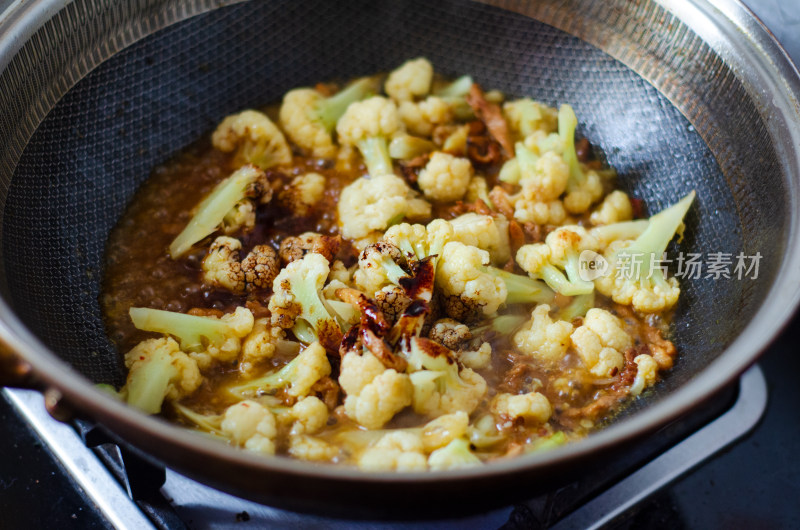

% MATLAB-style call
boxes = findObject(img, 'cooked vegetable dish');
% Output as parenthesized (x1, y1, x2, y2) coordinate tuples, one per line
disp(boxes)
(102, 58, 693, 471)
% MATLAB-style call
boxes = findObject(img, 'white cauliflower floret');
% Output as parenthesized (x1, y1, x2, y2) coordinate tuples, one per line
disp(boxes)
(448, 213, 511, 265)
(437, 242, 507, 319)
(229, 341, 331, 399)
(384, 57, 433, 102)
(288, 435, 339, 462)
(279, 88, 337, 158)
(122, 337, 202, 414)
(202, 236, 245, 293)
(337, 174, 431, 239)
(427, 438, 481, 470)
(503, 98, 558, 139)
(280, 172, 326, 215)
(564, 169, 604, 214)
(359, 431, 427, 472)
(407, 338, 488, 417)
(421, 411, 470, 452)
(465, 175, 491, 203)
(629, 354, 659, 396)
(279, 78, 374, 158)
(239, 318, 287, 375)
(339, 352, 412, 429)
(590, 190, 633, 226)
(458, 342, 492, 370)
(384, 219, 454, 266)
(513, 304, 574, 367)
(221, 200, 255, 234)
(285, 396, 329, 435)
(328, 260, 352, 285)
(417, 152, 473, 202)
(220, 400, 277, 455)
(211, 110, 291, 169)
(514, 226, 598, 297)
(570, 308, 633, 377)
(491, 392, 552, 424)
(336, 96, 403, 177)
(398, 96, 453, 137)
(513, 198, 567, 226)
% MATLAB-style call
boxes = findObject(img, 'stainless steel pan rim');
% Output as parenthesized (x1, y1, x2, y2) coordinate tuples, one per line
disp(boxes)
(0, 0, 799, 492)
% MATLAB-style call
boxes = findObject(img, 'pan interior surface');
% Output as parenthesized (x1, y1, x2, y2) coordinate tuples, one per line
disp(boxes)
(0, 0, 787, 469)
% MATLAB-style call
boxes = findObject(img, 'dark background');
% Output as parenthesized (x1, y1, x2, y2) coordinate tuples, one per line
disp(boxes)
(0, 0, 798, 528)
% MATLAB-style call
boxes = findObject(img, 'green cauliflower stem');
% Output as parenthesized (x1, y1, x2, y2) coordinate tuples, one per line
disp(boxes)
(129, 306, 251, 354)
(434, 75, 474, 99)
(170, 165, 264, 258)
(526, 431, 567, 454)
(556, 292, 595, 322)
(315, 77, 376, 132)
(388, 135, 437, 160)
(486, 266, 556, 305)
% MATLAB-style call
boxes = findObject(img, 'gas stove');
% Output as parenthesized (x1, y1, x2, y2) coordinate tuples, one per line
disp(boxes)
(1, 365, 767, 529)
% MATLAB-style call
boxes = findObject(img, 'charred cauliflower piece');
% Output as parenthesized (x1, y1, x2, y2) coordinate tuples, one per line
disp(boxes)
(279, 232, 341, 265)
(437, 242, 506, 320)
(202, 237, 279, 293)
(279, 172, 326, 215)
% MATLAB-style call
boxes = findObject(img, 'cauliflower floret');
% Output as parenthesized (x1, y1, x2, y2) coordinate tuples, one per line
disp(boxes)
(437, 242, 507, 318)
(288, 435, 339, 462)
(448, 213, 511, 265)
(417, 152, 473, 202)
(285, 396, 329, 435)
(398, 96, 453, 137)
(339, 352, 413, 429)
(427, 438, 481, 470)
(202, 236, 245, 293)
(353, 241, 408, 296)
(203, 237, 279, 294)
(279, 78, 374, 158)
(241, 245, 280, 291)
(407, 338, 488, 416)
(384, 219, 454, 267)
(279, 172, 326, 215)
(122, 337, 202, 414)
(421, 411, 469, 452)
(384, 58, 433, 102)
(129, 306, 255, 371)
(564, 169, 604, 215)
(491, 392, 552, 424)
(337, 174, 431, 239)
(374, 285, 412, 324)
(211, 110, 291, 169)
(229, 341, 331, 399)
(503, 98, 558, 139)
(220, 400, 277, 455)
(359, 431, 427, 472)
(513, 305, 574, 367)
(221, 200, 255, 234)
(238, 318, 288, 375)
(328, 260, 352, 285)
(465, 175, 491, 204)
(279, 232, 341, 265)
(457, 342, 492, 370)
(513, 198, 567, 225)
(629, 354, 659, 396)
(268, 253, 343, 350)
(570, 308, 633, 377)
(590, 190, 633, 226)
(336, 96, 403, 177)
(515, 226, 598, 297)
(279, 88, 337, 158)
(429, 318, 472, 350)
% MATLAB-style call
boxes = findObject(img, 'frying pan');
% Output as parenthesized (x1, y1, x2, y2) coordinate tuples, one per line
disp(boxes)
(1, 0, 799, 518)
